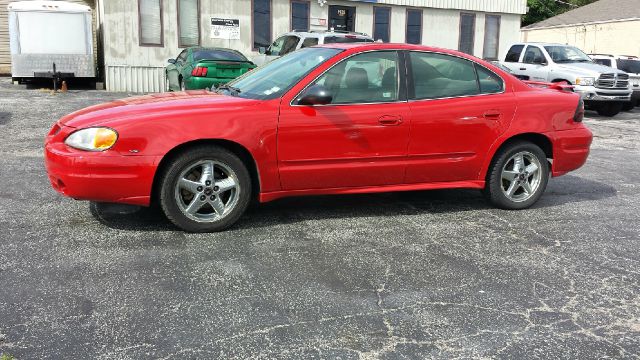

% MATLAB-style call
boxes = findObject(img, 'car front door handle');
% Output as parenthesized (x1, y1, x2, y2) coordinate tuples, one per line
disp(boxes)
(520, 67, 527, 70)
(378, 115, 403, 126)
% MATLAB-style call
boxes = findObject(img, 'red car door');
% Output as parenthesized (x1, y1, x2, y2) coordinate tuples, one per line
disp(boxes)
(404, 51, 516, 184)
(277, 51, 411, 190)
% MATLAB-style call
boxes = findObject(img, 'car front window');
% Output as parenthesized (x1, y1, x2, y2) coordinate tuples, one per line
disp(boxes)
(544, 46, 592, 63)
(220, 47, 342, 100)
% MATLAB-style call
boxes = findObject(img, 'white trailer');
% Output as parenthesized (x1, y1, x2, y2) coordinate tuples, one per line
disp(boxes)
(8, 1, 94, 82)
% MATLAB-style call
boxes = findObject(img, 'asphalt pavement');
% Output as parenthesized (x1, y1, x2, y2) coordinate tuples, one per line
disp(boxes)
(0, 79, 639, 359)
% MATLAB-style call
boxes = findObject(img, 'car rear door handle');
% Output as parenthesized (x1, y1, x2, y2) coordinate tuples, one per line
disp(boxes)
(378, 115, 403, 126)
(483, 110, 502, 120)
(519, 67, 527, 70)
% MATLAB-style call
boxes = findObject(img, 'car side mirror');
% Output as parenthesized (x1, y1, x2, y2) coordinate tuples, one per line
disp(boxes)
(167, 59, 176, 64)
(258, 47, 266, 55)
(297, 85, 333, 106)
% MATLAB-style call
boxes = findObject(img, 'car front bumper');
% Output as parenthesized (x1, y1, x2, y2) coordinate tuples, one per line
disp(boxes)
(45, 127, 161, 206)
(573, 85, 632, 102)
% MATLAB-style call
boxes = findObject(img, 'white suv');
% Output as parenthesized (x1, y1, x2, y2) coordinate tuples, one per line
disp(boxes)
(590, 54, 640, 110)
(252, 30, 374, 66)
(500, 43, 632, 117)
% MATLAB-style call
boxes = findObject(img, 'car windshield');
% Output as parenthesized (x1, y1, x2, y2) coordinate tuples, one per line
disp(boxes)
(219, 47, 342, 100)
(544, 46, 593, 63)
(193, 49, 247, 62)
(618, 59, 640, 74)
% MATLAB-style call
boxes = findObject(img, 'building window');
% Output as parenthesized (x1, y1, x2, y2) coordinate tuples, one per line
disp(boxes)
(483, 15, 501, 60)
(138, 0, 163, 46)
(253, 0, 271, 50)
(405, 9, 422, 45)
(458, 12, 475, 55)
(178, 0, 199, 47)
(373, 6, 391, 43)
(291, 1, 310, 31)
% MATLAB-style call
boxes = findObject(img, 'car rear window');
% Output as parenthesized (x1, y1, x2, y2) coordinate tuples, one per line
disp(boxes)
(193, 49, 247, 62)
(618, 59, 640, 74)
(324, 36, 373, 44)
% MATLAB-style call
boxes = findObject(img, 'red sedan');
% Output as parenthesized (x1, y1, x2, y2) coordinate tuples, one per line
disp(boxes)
(45, 43, 592, 232)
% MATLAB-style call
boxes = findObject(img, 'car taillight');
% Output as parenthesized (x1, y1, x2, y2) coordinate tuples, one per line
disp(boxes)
(191, 67, 208, 77)
(574, 98, 585, 122)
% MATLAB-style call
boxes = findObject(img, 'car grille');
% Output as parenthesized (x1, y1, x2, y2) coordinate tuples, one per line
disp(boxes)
(596, 73, 630, 89)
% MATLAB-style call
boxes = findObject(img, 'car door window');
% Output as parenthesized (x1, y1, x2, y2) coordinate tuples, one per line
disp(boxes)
(505, 45, 524, 62)
(409, 52, 479, 100)
(523, 46, 545, 64)
(476, 65, 504, 94)
(268, 35, 300, 56)
(311, 51, 399, 104)
(301, 37, 319, 48)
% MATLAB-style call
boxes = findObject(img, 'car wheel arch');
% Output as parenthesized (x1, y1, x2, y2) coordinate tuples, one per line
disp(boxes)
(481, 132, 554, 181)
(551, 79, 571, 85)
(150, 139, 261, 205)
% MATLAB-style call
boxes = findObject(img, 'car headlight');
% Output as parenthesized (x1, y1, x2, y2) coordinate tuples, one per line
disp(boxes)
(65, 127, 118, 151)
(575, 77, 595, 86)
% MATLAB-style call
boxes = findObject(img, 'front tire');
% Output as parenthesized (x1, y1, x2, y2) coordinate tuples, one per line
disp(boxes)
(622, 101, 635, 111)
(159, 146, 251, 232)
(484, 141, 550, 210)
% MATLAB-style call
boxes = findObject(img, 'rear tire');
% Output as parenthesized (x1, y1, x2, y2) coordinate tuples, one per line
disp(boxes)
(596, 102, 623, 117)
(484, 141, 550, 210)
(158, 145, 251, 232)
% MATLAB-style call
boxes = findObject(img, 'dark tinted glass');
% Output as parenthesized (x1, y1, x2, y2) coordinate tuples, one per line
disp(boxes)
(594, 59, 612, 67)
(193, 49, 246, 61)
(410, 52, 479, 100)
(291, 1, 309, 31)
(523, 46, 545, 64)
(252, 0, 271, 49)
(458, 13, 475, 54)
(406, 9, 422, 45)
(301, 37, 319, 48)
(373, 7, 391, 42)
(505, 45, 524, 62)
(618, 59, 640, 73)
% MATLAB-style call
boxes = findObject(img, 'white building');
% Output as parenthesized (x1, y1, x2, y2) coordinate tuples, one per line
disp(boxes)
(94, 0, 527, 92)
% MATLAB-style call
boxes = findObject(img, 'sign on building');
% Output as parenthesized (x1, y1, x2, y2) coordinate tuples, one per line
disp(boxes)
(210, 18, 240, 40)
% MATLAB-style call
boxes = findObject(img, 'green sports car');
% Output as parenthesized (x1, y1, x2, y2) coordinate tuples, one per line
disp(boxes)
(166, 47, 256, 91)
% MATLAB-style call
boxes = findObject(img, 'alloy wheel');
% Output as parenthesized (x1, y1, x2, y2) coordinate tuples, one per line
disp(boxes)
(500, 151, 543, 203)
(174, 160, 240, 223)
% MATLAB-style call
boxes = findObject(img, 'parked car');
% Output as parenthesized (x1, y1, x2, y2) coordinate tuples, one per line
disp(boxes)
(252, 30, 374, 66)
(166, 47, 256, 91)
(45, 43, 592, 232)
(500, 43, 632, 117)
(590, 54, 640, 110)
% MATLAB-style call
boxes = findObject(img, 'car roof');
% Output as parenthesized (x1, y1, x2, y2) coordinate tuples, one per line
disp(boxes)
(512, 42, 578, 47)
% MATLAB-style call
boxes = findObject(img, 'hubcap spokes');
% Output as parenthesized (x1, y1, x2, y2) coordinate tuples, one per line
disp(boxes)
(175, 160, 240, 222)
(500, 151, 542, 202)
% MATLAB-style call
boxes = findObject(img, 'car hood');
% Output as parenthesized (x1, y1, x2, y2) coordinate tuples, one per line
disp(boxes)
(556, 62, 627, 76)
(59, 90, 261, 128)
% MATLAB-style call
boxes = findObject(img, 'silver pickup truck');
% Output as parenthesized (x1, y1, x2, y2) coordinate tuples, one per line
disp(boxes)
(501, 43, 632, 117)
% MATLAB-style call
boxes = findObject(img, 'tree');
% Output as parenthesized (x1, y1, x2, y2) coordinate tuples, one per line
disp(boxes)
(523, 0, 599, 26)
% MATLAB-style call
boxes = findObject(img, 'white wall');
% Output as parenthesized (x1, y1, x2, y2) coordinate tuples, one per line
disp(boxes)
(522, 20, 640, 57)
